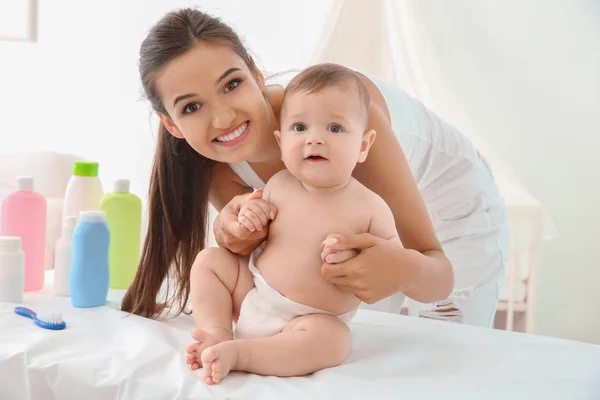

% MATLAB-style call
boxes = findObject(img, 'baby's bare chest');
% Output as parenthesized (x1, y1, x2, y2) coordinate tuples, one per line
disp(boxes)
(269, 197, 371, 243)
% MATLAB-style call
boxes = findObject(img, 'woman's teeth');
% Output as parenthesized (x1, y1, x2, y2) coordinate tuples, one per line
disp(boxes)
(216, 122, 248, 142)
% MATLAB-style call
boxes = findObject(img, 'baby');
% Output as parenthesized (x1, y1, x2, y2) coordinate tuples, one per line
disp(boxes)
(186, 63, 399, 384)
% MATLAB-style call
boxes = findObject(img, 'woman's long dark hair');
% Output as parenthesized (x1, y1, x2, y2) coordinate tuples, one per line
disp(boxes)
(121, 8, 257, 318)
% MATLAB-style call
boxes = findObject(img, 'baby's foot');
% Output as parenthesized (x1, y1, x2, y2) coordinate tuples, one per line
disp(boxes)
(186, 328, 232, 370)
(201, 341, 239, 384)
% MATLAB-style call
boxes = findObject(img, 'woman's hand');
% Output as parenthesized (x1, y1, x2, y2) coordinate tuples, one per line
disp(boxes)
(320, 233, 421, 304)
(214, 190, 277, 255)
(321, 234, 358, 264)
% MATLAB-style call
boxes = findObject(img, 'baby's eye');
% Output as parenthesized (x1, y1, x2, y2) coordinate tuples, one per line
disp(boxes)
(183, 102, 201, 114)
(328, 124, 343, 133)
(292, 123, 307, 132)
(224, 79, 241, 92)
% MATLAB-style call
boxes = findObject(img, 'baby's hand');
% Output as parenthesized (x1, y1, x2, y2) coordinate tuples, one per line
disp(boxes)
(321, 234, 359, 264)
(237, 192, 276, 232)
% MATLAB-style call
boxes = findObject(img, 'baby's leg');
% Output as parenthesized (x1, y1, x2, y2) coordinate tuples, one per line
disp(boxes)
(201, 314, 352, 384)
(185, 247, 254, 370)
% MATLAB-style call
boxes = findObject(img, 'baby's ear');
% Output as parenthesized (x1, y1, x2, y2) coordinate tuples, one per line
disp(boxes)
(358, 129, 376, 163)
(274, 130, 282, 146)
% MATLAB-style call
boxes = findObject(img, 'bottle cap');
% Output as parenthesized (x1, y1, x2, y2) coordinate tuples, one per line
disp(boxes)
(0, 236, 22, 250)
(73, 162, 99, 177)
(65, 215, 78, 229)
(16, 176, 34, 191)
(113, 179, 130, 193)
(63, 215, 78, 237)
(79, 210, 106, 223)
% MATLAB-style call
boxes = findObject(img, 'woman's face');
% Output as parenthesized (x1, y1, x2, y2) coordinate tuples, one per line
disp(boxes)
(155, 41, 272, 163)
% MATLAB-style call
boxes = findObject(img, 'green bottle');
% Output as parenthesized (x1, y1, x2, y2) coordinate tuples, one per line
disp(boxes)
(99, 179, 142, 289)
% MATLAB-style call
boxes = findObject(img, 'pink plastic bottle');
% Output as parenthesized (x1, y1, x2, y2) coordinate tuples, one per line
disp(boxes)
(0, 176, 47, 291)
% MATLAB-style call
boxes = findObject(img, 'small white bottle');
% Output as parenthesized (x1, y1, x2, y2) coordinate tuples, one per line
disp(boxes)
(62, 161, 104, 227)
(54, 216, 78, 296)
(0, 236, 25, 303)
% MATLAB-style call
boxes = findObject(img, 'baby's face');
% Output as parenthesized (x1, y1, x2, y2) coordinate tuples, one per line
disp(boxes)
(277, 85, 369, 188)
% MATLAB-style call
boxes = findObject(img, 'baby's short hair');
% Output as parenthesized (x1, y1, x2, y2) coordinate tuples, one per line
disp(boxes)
(282, 63, 370, 113)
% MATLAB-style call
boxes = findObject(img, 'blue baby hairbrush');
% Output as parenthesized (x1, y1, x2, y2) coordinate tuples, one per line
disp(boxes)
(14, 306, 67, 330)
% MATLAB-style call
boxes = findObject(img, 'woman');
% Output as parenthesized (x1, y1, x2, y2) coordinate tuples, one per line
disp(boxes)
(121, 8, 509, 328)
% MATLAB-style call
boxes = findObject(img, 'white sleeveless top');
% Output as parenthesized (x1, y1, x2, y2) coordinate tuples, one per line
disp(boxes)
(229, 69, 494, 216)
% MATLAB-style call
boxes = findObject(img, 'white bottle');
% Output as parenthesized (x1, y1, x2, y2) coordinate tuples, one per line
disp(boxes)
(53, 216, 78, 296)
(62, 161, 104, 226)
(0, 236, 25, 303)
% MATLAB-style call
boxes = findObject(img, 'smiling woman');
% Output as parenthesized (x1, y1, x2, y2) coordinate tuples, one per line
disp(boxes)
(122, 7, 508, 334)
(154, 42, 279, 165)
(120, 11, 286, 318)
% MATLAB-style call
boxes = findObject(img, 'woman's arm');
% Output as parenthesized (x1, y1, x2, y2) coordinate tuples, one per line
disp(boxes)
(208, 163, 271, 255)
(350, 76, 454, 302)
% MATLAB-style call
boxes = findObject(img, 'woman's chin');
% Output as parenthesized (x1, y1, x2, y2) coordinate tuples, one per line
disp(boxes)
(212, 144, 254, 164)
(209, 129, 268, 164)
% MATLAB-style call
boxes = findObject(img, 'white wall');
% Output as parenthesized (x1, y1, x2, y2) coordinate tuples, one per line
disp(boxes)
(1, 0, 598, 343)
(0, 0, 331, 197)
(416, 0, 600, 344)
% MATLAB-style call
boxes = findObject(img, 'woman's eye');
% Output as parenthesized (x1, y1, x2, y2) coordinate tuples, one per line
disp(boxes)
(183, 103, 201, 114)
(224, 79, 241, 92)
(292, 123, 307, 132)
(328, 124, 342, 133)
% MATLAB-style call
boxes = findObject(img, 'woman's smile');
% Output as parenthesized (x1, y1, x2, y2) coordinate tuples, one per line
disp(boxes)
(213, 121, 250, 147)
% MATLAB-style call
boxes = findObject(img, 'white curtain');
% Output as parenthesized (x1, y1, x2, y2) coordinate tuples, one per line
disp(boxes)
(310, 0, 561, 249)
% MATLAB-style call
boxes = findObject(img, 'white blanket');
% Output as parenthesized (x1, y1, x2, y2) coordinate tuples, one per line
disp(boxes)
(1, 277, 599, 400)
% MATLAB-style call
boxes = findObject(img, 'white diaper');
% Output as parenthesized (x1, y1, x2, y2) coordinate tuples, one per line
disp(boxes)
(234, 250, 357, 339)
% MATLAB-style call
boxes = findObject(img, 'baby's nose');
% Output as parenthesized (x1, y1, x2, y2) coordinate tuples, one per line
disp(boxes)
(305, 136, 325, 145)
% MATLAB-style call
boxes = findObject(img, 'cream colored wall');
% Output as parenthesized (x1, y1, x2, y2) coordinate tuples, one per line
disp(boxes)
(416, 0, 600, 344)
(0, 0, 331, 194)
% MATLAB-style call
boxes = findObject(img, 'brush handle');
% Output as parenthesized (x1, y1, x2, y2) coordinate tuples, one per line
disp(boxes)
(14, 306, 66, 330)
(14, 306, 36, 319)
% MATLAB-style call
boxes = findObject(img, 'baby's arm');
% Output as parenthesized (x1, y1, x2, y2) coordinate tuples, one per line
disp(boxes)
(262, 169, 290, 205)
(367, 194, 401, 243)
(261, 173, 275, 204)
(237, 170, 287, 232)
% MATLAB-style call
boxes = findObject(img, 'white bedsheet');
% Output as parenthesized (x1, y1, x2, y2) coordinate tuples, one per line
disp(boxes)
(1, 276, 599, 400)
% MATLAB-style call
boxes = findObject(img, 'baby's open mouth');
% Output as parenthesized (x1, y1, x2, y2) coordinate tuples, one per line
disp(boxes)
(305, 155, 328, 161)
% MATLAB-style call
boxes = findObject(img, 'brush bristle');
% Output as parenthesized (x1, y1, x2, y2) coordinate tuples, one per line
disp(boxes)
(36, 311, 64, 325)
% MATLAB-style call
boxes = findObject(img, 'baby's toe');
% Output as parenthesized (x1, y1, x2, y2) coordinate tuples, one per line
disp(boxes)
(186, 342, 198, 353)
(201, 347, 217, 364)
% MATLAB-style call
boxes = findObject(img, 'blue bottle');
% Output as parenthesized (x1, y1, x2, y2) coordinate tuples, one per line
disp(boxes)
(70, 210, 110, 308)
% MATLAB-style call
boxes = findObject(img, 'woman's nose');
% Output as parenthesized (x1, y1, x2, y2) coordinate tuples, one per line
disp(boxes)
(212, 106, 235, 129)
